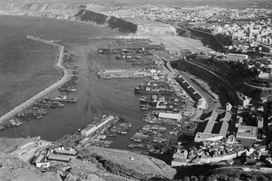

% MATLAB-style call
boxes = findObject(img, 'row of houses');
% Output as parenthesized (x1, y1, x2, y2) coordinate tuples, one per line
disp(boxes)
(177, 76, 207, 109)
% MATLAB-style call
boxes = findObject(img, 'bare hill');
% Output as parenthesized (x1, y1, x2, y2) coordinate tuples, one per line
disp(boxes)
(0, 153, 62, 181)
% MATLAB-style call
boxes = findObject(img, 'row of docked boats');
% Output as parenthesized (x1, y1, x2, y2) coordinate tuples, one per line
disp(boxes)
(17, 96, 78, 120)
(2, 117, 22, 128)
(140, 95, 178, 111)
(134, 81, 179, 112)
(45, 95, 78, 103)
(134, 81, 174, 95)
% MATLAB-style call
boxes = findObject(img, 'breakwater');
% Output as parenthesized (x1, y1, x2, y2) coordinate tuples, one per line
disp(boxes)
(0, 36, 71, 124)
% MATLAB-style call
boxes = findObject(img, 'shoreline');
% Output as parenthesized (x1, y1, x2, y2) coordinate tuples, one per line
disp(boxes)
(0, 35, 71, 125)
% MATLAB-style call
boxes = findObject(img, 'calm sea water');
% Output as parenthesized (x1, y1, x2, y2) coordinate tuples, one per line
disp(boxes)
(0, 15, 146, 149)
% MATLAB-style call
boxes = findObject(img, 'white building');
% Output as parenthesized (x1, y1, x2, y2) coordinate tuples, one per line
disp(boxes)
(158, 112, 182, 122)
(81, 115, 114, 136)
(197, 98, 207, 109)
(225, 53, 248, 61)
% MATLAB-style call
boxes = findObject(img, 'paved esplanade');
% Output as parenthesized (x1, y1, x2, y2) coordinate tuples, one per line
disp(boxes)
(0, 36, 72, 124)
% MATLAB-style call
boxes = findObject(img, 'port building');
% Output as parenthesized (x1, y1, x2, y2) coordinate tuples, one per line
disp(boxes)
(54, 149, 77, 156)
(158, 112, 182, 122)
(194, 111, 231, 142)
(48, 153, 71, 162)
(225, 53, 248, 61)
(171, 146, 188, 166)
(236, 125, 258, 146)
(81, 115, 115, 136)
(177, 76, 207, 109)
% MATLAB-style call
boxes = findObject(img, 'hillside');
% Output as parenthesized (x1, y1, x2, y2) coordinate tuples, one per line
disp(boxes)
(0, 153, 62, 181)
(74, 9, 137, 33)
(0, 138, 175, 181)
(79, 146, 176, 180)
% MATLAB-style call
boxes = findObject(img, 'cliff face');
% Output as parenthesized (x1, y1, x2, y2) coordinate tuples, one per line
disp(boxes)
(0, 2, 137, 34)
(74, 9, 108, 25)
(74, 9, 137, 34)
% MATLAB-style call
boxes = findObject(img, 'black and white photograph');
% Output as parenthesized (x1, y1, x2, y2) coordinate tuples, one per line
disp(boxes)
(0, 0, 272, 180)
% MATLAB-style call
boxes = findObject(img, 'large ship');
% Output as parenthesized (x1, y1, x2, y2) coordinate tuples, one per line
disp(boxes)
(134, 81, 174, 95)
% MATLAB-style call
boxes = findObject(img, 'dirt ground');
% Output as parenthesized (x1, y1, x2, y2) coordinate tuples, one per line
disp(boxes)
(85, 146, 176, 180)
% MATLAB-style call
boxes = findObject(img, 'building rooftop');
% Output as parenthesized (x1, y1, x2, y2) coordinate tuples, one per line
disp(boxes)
(158, 112, 182, 121)
(236, 125, 258, 140)
(204, 120, 216, 134)
(204, 111, 218, 122)
(220, 112, 232, 122)
(219, 121, 229, 137)
(48, 153, 71, 162)
(54, 149, 77, 156)
(195, 132, 224, 142)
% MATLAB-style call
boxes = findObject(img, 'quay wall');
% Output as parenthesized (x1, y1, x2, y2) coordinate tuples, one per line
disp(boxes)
(0, 36, 71, 124)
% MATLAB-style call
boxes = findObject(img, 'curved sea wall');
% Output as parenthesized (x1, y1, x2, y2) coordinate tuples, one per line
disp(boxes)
(74, 9, 137, 34)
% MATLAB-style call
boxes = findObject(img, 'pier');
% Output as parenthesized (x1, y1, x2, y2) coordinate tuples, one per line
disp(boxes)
(98, 69, 151, 79)
(0, 36, 72, 124)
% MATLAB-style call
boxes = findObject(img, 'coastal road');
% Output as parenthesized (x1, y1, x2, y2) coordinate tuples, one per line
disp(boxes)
(0, 36, 72, 124)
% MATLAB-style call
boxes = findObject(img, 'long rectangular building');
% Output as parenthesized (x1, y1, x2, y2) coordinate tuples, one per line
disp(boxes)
(54, 149, 77, 156)
(48, 153, 71, 162)
(177, 76, 207, 109)
(195, 111, 230, 142)
(81, 115, 115, 136)
(219, 121, 229, 137)
(204, 111, 219, 122)
(204, 120, 216, 134)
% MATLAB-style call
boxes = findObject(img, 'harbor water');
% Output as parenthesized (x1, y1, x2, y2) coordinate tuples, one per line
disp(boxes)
(0, 15, 146, 149)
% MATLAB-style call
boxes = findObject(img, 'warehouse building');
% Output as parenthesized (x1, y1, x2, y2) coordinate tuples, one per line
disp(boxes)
(194, 111, 231, 142)
(81, 115, 115, 136)
(177, 76, 207, 109)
